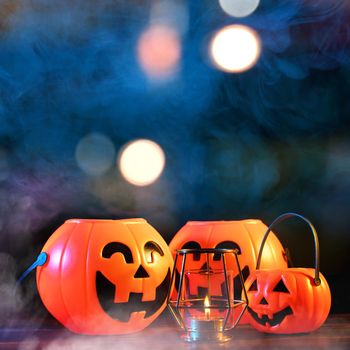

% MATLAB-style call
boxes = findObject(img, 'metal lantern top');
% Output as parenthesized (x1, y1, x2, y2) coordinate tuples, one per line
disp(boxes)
(167, 248, 248, 342)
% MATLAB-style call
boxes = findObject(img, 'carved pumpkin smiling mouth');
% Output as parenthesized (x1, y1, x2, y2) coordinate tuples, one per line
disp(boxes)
(247, 306, 293, 327)
(96, 269, 170, 322)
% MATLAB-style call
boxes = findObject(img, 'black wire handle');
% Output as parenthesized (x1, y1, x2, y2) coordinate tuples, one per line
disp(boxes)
(256, 213, 321, 286)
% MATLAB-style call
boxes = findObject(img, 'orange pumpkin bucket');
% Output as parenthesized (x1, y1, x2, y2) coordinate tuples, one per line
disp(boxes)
(245, 213, 331, 334)
(36, 218, 173, 334)
(169, 220, 288, 324)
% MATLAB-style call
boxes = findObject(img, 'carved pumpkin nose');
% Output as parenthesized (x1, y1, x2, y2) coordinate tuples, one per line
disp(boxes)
(134, 265, 149, 278)
(260, 297, 268, 305)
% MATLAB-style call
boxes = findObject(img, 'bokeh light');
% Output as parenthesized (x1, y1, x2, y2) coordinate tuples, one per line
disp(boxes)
(210, 24, 261, 73)
(137, 25, 181, 80)
(219, 0, 260, 18)
(118, 139, 165, 186)
(75, 133, 116, 176)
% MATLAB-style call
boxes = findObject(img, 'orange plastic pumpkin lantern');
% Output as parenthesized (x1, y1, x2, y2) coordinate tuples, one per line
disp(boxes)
(245, 213, 331, 334)
(169, 220, 288, 323)
(36, 218, 173, 334)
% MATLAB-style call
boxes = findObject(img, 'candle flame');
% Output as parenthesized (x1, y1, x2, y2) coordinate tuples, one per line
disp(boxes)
(204, 296, 210, 319)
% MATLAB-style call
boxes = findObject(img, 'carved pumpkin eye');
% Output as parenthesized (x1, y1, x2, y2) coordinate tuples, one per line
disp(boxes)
(213, 241, 242, 261)
(144, 241, 164, 263)
(181, 241, 201, 261)
(102, 242, 133, 263)
(273, 279, 289, 293)
(248, 279, 258, 292)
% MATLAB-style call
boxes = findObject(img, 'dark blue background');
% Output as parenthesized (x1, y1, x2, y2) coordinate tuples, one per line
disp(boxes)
(0, 1, 349, 313)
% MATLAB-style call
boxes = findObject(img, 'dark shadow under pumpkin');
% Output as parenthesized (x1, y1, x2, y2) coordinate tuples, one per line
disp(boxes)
(247, 306, 293, 327)
(96, 269, 170, 322)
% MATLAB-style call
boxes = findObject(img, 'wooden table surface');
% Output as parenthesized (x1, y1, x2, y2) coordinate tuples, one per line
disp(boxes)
(1, 314, 349, 350)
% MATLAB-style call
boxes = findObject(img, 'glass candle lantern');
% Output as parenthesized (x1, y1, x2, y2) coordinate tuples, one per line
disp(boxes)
(167, 248, 248, 342)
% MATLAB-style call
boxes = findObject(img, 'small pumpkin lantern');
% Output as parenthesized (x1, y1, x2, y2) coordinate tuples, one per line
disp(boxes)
(169, 220, 288, 323)
(36, 218, 173, 334)
(245, 213, 331, 334)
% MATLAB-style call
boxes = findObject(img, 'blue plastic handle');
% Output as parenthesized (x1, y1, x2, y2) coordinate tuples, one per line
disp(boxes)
(16, 252, 48, 285)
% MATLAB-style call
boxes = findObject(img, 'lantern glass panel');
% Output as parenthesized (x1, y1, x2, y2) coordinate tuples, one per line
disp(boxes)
(167, 248, 248, 342)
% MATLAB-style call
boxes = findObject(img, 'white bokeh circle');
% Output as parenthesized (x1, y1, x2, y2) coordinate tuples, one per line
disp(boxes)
(219, 0, 260, 18)
(210, 24, 261, 73)
(118, 139, 166, 186)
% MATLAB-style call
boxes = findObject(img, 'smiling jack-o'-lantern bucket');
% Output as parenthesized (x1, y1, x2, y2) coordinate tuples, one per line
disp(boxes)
(245, 213, 331, 334)
(35, 218, 173, 334)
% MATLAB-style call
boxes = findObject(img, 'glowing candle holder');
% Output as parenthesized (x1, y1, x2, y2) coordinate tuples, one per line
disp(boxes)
(167, 248, 248, 342)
